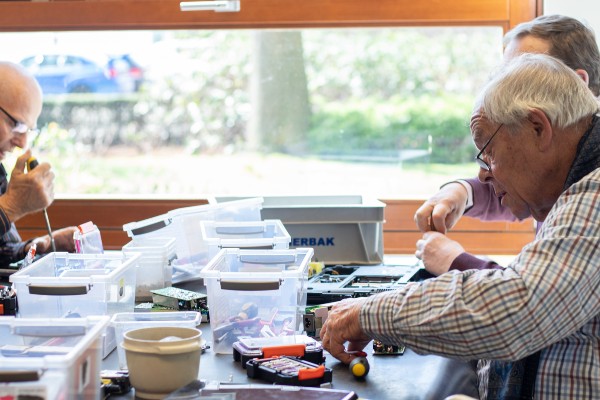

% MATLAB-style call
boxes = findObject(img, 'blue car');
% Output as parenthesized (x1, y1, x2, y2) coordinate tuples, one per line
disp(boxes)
(20, 54, 129, 94)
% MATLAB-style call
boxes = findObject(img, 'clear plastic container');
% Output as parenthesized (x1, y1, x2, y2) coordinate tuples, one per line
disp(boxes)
(200, 247, 313, 354)
(122, 236, 176, 301)
(123, 197, 264, 283)
(198, 219, 291, 264)
(0, 316, 108, 399)
(10, 252, 140, 357)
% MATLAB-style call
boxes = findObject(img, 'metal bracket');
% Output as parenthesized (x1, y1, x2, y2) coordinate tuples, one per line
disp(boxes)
(180, 1, 240, 12)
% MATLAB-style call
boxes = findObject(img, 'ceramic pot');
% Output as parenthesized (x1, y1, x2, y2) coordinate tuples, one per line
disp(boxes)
(123, 326, 202, 399)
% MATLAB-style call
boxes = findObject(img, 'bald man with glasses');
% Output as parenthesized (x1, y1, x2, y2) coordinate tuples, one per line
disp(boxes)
(0, 61, 76, 269)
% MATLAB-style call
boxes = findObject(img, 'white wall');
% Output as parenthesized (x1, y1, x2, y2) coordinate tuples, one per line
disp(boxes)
(544, 0, 600, 37)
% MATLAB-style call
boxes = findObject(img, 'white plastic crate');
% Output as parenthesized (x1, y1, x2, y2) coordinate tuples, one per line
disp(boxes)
(198, 219, 291, 264)
(123, 197, 263, 283)
(216, 195, 386, 264)
(122, 236, 176, 301)
(10, 252, 139, 357)
(200, 248, 313, 354)
(0, 316, 108, 399)
(110, 311, 202, 370)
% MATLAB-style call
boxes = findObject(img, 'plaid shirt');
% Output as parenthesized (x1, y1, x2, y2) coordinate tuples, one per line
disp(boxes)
(361, 119, 600, 399)
(0, 164, 28, 267)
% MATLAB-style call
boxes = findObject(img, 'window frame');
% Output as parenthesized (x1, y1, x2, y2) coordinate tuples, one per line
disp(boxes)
(0, 0, 539, 32)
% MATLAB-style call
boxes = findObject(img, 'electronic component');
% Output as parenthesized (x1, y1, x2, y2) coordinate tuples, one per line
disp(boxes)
(101, 370, 131, 398)
(303, 304, 332, 338)
(233, 335, 324, 368)
(246, 355, 333, 387)
(373, 340, 405, 355)
(307, 264, 434, 305)
(150, 287, 208, 311)
(0, 285, 17, 316)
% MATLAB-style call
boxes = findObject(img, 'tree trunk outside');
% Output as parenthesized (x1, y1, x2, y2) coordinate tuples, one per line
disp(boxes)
(249, 31, 311, 154)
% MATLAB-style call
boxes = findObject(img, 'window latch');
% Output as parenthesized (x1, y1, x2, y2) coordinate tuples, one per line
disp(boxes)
(180, 0, 240, 12)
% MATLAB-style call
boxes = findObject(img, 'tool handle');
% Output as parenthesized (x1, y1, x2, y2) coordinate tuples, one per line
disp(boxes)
(27, 157, 39, 172)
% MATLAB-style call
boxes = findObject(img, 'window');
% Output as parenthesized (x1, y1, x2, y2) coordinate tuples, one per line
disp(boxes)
(1, 26, 503, 198)
(0, 0, 533, 199)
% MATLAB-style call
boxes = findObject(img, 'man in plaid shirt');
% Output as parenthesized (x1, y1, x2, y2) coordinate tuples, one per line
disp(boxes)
(321, 54, 600, 399)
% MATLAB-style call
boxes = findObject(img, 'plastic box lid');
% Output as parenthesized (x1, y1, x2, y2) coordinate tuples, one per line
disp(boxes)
(122, 197, 264, 239)
(0, 315, 108, 367)
(200, 219, 291, 250)
(215, 195, 385, 223)
(10, 252, 141, 285)
(200, 247, 313, 280)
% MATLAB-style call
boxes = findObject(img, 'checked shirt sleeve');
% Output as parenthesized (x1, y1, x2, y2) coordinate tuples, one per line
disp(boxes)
(360, 169, 600, 362)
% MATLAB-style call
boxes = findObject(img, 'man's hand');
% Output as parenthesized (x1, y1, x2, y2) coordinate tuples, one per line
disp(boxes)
(30, 226, 78, 254)
(415, 231, 465, 276)
(1, 150, 54, 222)
(414, 182, 468, 234)
(320, 297, 372, 365)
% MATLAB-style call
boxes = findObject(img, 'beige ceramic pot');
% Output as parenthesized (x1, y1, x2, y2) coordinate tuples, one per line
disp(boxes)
(123, 326, 202, 399)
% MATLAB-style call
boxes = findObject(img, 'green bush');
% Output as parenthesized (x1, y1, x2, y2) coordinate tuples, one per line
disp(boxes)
(307, 95, 475, 163)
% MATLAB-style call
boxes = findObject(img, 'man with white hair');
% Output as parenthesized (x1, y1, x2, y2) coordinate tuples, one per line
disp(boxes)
(0, 61, 75, 267)
(321, 53, 600, 399)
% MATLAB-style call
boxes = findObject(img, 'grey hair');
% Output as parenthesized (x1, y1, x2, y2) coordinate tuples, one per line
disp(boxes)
(476, 53, 599, 129)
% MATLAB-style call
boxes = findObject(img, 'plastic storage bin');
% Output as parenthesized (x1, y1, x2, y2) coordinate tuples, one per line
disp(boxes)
(216, 195, 385, 264)
(122, 236, 176, 301)
(110, 311, 202, 370)
(123, 197, 263, 283)
(10, 252, 140, 358)
(198, 219, 291, 263)
(0, 316, 108, 400)
(200, 247, 313, 354)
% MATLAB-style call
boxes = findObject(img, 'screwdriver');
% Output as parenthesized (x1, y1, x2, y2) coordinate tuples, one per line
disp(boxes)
(26, 156, 57, 253)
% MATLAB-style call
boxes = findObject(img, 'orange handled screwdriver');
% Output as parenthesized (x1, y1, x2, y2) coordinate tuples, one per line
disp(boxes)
(26, 157, 56, 253)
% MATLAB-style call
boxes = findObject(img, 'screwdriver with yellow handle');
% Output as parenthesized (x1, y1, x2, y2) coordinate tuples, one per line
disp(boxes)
(26, 156, 57, 253)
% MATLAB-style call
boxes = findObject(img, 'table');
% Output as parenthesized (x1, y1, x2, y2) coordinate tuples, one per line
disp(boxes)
(104, 321, 478, 400)
(105, 256, 481, 399)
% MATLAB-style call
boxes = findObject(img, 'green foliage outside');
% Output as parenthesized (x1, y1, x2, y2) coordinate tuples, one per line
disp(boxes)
(307, 95, 474, 163)
(24, 27, 502, 195)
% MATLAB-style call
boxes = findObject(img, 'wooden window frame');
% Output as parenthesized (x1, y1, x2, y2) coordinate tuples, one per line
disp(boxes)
(0, 0, 540, 32)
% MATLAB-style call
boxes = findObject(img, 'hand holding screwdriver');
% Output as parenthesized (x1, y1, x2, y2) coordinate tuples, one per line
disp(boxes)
(1, 150, 54, 222)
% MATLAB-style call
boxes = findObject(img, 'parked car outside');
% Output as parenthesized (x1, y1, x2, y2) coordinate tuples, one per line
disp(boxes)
(106, 54, 145, 92)
(20, 53, 143, 94)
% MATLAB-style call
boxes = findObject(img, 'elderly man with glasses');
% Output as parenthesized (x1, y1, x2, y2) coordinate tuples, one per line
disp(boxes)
(0, 61, 76, 269)
(321, 53, 600, 399)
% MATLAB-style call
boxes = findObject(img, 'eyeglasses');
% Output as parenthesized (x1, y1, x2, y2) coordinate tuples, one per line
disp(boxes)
(0, 105, 40, 137)
(475, 123, 503, 171)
